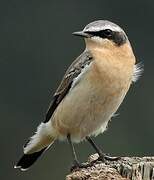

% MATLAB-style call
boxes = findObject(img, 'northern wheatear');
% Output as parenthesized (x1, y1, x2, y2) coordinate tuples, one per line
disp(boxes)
(15, 20, 143, 171)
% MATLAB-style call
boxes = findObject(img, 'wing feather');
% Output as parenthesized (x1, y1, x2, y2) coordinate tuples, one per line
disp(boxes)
(44, 51, 93, 123)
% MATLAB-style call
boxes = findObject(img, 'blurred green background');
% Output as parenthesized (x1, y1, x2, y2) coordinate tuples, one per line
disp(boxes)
(0, 0, 153, 179)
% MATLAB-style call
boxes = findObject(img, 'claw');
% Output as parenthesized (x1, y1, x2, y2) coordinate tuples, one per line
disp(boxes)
(70, 160, 80, 171)
(104, 155, 120, 161)
(70, 160, 95, 171)
(97, 154, 120, 162)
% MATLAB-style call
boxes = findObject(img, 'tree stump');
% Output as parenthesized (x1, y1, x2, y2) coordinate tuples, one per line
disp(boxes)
(66, 154, 154, 180)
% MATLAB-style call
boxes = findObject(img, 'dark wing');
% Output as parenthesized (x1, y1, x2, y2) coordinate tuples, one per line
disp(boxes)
(44, 51, 93, 123)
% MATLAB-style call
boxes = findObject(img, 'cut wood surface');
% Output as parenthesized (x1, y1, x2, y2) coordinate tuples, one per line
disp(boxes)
(66, 154, 154, 180)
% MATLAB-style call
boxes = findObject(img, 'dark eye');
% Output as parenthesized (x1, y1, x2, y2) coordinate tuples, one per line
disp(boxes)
(85, 29, 113, 38)
(103, 29, 113, 37)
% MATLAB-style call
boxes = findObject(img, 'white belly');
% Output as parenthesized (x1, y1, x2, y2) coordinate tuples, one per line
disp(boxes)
(51, 71, 130, 142)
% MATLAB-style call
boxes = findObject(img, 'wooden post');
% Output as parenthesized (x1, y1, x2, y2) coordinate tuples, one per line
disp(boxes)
(66, 154, 154, 180)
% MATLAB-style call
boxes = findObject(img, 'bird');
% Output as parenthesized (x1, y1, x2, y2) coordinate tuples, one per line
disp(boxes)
(14, 20, 143, 171)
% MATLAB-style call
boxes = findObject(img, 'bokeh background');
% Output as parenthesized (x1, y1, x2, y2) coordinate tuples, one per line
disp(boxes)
(0, 0, 153, 179)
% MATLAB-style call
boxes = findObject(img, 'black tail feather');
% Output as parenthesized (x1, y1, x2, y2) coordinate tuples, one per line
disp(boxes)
(15, 147, 47, 170)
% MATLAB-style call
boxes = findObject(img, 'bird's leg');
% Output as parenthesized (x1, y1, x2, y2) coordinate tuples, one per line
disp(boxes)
(86, 136, 120, 161)
(67, 134, 92, 171)
(86, 136, 105, 161)
(67, 134, 80, 169)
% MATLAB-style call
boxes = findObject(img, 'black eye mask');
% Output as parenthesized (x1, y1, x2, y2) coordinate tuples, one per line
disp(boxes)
(85, 29, 127, 46)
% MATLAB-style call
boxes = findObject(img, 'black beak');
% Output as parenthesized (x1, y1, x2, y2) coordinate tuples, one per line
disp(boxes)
(72, 31, 90, 38)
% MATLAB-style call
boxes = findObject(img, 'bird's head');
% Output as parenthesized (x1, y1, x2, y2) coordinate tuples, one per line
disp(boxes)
(73, 20, 128, 50)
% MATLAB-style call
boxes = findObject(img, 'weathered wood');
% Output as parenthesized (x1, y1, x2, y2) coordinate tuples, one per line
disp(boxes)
(66, 154, 154, 180)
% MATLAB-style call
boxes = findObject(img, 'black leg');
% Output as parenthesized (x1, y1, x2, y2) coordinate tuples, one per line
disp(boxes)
(86, 136, 119, 161)
(86, 136, 105, 161)
(67, 134, 80, 168)
(67, 134, 95, 170)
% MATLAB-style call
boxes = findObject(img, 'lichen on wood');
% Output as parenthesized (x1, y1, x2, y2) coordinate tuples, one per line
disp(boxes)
(66, 154, 154, 180)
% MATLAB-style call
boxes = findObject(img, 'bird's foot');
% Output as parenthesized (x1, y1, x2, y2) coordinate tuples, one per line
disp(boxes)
(97, 153, 120, 162)
(70, 154, 120, 171)
(70, 160, 94, 171)
(104, 154, 120, 161)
